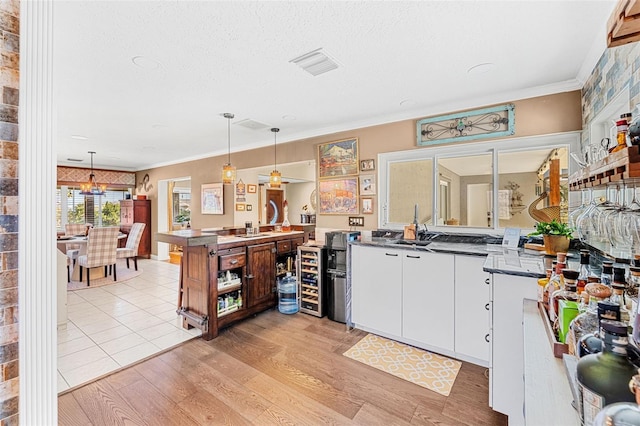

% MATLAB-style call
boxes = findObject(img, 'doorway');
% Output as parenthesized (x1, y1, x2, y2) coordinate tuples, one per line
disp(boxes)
(266, 189, 284, 224)
(467, 183, 492, 227)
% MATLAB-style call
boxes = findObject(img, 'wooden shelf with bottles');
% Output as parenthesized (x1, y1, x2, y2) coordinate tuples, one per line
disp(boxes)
(216, 246, 246, 320)
(568, 145, 640, 190)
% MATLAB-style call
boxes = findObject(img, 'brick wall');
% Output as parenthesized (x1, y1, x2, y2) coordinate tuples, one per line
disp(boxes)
(0, 0, 19, 424)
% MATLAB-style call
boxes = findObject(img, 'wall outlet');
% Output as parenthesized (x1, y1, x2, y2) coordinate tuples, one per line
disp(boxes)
(348, 217, 364, 226)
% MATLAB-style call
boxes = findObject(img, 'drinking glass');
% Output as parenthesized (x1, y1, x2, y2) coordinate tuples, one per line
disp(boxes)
(569, 188, 591, 231)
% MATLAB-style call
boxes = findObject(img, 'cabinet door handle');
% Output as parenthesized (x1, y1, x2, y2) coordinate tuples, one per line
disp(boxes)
(245, 274, 254, 279)
(406, 255, 421, 259)
(485, 333, 490, 343)
(485, 303, 490, 311)
(485, 278, 490, 285)
(230, 259, 238, 264)
(385, 253, 398, 257)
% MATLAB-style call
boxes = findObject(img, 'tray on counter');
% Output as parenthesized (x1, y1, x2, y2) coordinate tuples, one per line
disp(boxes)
(538, 302, 569, 359)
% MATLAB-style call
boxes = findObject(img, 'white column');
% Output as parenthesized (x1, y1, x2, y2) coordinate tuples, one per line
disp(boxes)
(18, 0, 57, 424)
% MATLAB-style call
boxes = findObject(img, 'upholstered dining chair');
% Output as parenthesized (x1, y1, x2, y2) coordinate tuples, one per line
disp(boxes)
(116, 222, 146, 271)
(64, 223, 92, 266)
(77, 226, 120, 287)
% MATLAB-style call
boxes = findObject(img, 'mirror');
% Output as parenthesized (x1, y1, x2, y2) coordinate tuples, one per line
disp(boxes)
(438, 153, 493, 227)
(235, 160, 316, 227)
(381, 134, 575, 231)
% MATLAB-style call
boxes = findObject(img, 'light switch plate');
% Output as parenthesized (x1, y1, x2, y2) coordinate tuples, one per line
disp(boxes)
(348, 217, 364, 226)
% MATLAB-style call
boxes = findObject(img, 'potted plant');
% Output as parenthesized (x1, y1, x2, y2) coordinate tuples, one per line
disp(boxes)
(528, 219, 574, 255)
(175, 212, 190, 229)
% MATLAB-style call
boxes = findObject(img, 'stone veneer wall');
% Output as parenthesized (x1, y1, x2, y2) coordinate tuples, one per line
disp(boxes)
(581, 41, 640, 148)
(0, 0, 19, 423)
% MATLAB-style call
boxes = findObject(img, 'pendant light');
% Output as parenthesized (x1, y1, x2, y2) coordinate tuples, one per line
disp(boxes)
(221, 112, 236, 184)
(79, 151, 106, 196)
(270, 128, 281, 188)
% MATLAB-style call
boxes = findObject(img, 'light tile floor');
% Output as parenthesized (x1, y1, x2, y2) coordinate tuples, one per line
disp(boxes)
(57, 258, 201, 393)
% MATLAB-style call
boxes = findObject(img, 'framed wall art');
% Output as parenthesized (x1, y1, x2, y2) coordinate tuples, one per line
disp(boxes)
(318, 137, 359, 179)
(235, 203, 246, 211)
(360, 159, 375, 172)
(201, 183, 224, 215)
(247, 184, 257, 193)
(318, 177, 358, 215)
(361, 197, 373, 214)
(359, 174, 376, 195)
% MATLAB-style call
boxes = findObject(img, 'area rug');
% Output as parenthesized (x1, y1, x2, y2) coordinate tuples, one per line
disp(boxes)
(343, 333, 461, 396)
(67, 259, 143, 290)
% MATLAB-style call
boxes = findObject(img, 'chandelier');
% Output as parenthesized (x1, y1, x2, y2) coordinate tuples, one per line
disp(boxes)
(80, 151, 106, 196)
(221, 112, 236, 184)
(269, 128, 281, 188)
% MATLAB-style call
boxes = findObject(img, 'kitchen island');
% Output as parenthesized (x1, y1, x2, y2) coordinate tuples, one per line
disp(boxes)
(157, 228, 306, 340)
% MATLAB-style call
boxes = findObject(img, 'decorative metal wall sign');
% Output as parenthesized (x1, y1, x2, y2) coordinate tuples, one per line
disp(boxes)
(417, 104, 515, 146)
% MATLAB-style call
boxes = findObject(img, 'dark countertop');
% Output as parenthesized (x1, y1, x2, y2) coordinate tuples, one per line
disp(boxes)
(353, 233, 552, 278)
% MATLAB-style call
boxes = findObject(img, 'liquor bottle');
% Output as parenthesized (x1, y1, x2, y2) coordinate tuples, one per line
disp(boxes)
(547, 256, 567, 322)
(577, 250, 591, 295)
(552, 269, 579, 341)
(601, 261, 614, 286)
(576, 320, 637, 426)
(578, 301, 621, 358)
(610, 267, 630, 325)
(568, 296, 598, 356)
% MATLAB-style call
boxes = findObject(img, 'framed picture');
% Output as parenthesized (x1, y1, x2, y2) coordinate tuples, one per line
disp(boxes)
(236, 179, 245, 196)
(359, 174, 376, 195)
(202, 183, 224, 215)
(246, 204, 253, 211)
(361, 197, 373, 214)
(318, 137, 359, 179)
(318, 177, 358, 215)
(235, 203, 245, 211)
(247, 184, 257, 194)
(360, 159, 375, 172)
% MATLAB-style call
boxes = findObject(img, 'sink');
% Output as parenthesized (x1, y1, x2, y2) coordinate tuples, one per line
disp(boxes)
(388, 240, 432, 247)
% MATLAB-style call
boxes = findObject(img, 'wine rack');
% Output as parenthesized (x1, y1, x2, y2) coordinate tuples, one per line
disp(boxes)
(297, 245, 324, 317)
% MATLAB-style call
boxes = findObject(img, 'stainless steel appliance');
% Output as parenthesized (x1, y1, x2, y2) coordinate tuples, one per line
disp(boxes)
(325, 231, 360, 323)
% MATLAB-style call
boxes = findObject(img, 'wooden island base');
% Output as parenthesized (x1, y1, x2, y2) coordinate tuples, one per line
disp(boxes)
(156, 228, 308, 340)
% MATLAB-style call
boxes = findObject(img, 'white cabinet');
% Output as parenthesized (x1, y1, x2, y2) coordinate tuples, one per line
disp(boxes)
(403, 252, 454, 351)
(351, 245, 403, 337)
(491, 272, 538, 426)
(454, 255, 491, 365)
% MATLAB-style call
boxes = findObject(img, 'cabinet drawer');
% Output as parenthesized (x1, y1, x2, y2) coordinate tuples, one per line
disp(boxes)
(219, 252, 246, 270)
(291, 237, 304, 251)
(277, 240, 292, 254)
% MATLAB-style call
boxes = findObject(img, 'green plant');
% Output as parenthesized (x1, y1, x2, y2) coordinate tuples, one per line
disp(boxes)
(528, 219, 573, 238)
(175, 213, 190, 223)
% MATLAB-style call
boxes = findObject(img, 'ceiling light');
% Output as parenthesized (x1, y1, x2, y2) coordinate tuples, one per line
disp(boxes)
(79, 151, 106, 196)
(71, 135, 88, 140)
(290, 48, 339, 76)
(467, 62, 496, 75)
(132, 56, 161, 69)
(221, 113, 236, 185)
(270, 128, 281, 188)
(66, 158, 83, 162)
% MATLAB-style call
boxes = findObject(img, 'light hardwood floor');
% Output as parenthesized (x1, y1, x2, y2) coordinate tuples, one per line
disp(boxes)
(59, 309, 507, 425)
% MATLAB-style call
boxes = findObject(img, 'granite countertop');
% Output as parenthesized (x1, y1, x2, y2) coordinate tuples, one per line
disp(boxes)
(354, 232, 551, 278)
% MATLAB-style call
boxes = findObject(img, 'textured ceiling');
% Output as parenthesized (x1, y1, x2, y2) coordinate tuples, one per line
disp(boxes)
(53, 1, 616, 171)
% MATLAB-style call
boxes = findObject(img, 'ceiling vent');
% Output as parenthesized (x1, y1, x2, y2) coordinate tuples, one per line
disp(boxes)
(235, 118, 270, 130)
(290, 48, 339, 76)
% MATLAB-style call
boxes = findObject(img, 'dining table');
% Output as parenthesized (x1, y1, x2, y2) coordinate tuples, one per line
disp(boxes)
(56, 232, 128, 281)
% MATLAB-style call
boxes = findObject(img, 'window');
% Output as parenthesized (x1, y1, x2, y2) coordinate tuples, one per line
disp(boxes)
(379, 133, 580, 232)
(56, 186, 130, 230)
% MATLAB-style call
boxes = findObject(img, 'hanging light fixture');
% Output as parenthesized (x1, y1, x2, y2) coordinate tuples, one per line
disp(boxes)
(270, 128, 281, 188)
(221, 112, 236, 184)
(79, 151, 106, 196)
